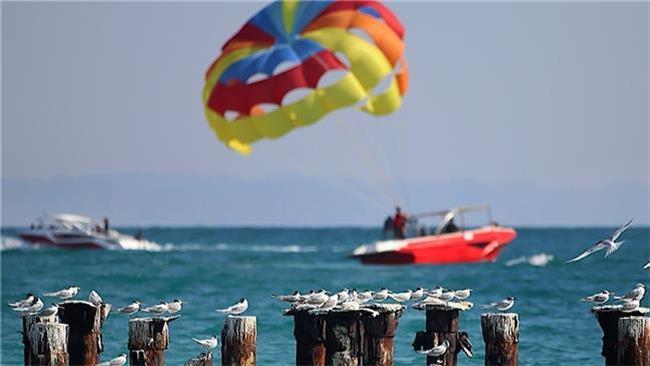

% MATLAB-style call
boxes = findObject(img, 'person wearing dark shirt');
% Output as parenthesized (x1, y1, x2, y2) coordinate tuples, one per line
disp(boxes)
(392, 206, 407, 239)
(382, 216, 394, 239)
(441, 217, 459, 234)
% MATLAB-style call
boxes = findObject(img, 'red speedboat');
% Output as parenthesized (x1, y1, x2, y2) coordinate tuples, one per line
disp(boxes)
(351, 206, 516, 265)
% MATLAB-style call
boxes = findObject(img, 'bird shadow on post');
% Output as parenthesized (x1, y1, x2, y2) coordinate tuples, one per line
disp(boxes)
(57, 300, 111, 366)
(128, 315, 179, 366)
(592, 305, 649, 365)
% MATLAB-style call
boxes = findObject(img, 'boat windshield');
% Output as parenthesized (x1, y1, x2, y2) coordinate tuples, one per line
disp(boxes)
(380, 205, 496, 239)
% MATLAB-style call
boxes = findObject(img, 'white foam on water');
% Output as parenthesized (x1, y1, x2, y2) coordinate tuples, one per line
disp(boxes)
(505, 253, 554, 267)
(0, 236, 29, 251)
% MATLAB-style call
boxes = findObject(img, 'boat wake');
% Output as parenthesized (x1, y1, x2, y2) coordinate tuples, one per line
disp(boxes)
(0, 236, 28, 251)
(505, 253, 555, 267)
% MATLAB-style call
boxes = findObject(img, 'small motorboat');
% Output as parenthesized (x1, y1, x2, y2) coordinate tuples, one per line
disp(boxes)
(351, 205, 516, 265)
(18, 213, 158, 250)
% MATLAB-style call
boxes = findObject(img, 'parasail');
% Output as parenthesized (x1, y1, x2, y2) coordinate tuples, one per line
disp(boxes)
(203, 0, 408, 155)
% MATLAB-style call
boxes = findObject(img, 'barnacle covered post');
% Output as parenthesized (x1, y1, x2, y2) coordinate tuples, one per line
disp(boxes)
(221, 316, 256, 366)
(324, 310, 363, 366)
(413, 301, 473, 366)
(592, 305, 649, 365)
(361, 304, 405, 366)
(57, 300, 111, 366)
(290, 310, 327, 366)
(617, 316, 650, 366)
(25, 314, 68, 366)
(128, 316, 178, 366)
(480, 313, 519, 366)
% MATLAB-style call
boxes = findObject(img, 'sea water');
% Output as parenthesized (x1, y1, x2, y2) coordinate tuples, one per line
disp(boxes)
(1, 227, 648, 365)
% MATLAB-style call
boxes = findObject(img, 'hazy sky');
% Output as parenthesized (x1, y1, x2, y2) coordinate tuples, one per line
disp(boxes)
(2, 2, 648, 226)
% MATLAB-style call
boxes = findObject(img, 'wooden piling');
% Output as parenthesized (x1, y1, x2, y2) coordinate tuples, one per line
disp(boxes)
(480, 313, 519, 366)
(221, 316, 256, 366)
(593, 305, 649, 365)
(292, 311, 326, 366)
(128, 316, 178, 366)
(323, 310, 363, 366)
(57, 300, 111, 366)
(27, 321, 69, 366)
(361, 304, 405, 366)
(415, 304, 466, 366)
(617, 316, 650, 366)
(23, 314, 59, 365)
(186, 352, 214, 366)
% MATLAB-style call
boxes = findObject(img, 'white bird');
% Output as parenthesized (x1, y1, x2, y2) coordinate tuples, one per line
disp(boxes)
(566, 219, 632, 263)
(89, 290, 103, 306)
(192, 335, 218, 352)
(8, 293, 35, 308)
(15, 297, 44, 317)
(415, 340, 449, 357)
(411, 288, 425, 300)
(142, 302, 168, 315)
(319, 294, 339, 311)
(116, 301, 141, 316)
(216, 298, 248, 315)
(428, 287, 444, 298)
(338, 299, 361, 311)
(372, 288, 389, 302)
(166, 299, 184, 314)
(621, 299, 641, 312)
(482, 297, 516, 312)
(454, 289, 472, 300)
(336, 289, 350, 304)
(357, 290, 373, 304)
(44, 286, 80, 300)
(644, 262, 650, 270)
(273, 291, 301, 304)
(36, 304, 59, 318)
(308, 290, 329, 306)
(438, 290, 455, 302)
(614, 283, 645, 302)
(581, 290, 612, 305)
(389, 290, 412, 303)
(97, 353, 127, 366)
(299, 290, 315, 302)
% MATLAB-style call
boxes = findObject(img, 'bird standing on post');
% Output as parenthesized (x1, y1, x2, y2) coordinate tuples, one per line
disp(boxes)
(44, 286, 80, 300)
(216, 298, 248, 315)
(482, 297, 516, 312)
(192, 335, 218, 353)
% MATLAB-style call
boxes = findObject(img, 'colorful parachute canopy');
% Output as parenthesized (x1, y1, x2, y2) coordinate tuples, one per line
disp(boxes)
(203, 0, 408, 155)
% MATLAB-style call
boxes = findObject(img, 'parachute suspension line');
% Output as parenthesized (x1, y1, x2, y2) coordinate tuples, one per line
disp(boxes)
(336, 119, 403, 208)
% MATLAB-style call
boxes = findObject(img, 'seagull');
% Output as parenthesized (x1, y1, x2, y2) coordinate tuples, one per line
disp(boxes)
(644, 262, 650, 270)
(482, 297, 516, 312)
(307, 290, 329, 306)
(44, 286, 80, 300)
(116, 301, 141, 316)
(97, 353, 127, 366)
(8, 293, 35, 308)
(216, 298, 248, 315)
(454, 289, 472, 300)
(614, 283, 645, 302)
(428, 287, 444, 298)
(15, 297, 44, 317)
(438, 290, 456, 302)
(319, 294, 339, 311)
(389, 290, 413, 303)
(166, 299, 184, 314)
(566, 219, 633, 263)
(142, 302, 168, 315)
(372, 288, 389, 302)
(192, 335, 218, 353)
(415, 339, 449, 357)
(273, 291, 301, 304)
(621, 299, 641, 312)
(338, 299, 361, 311)
(299, 290, 315, 302)
(36, 304, 59, 318)
(336, 289, 350, 303)
(411, 288, 425, 300)
(357, 290, 373, 304)
(89, 290, 103, 306)
(581, 290, 612, 305)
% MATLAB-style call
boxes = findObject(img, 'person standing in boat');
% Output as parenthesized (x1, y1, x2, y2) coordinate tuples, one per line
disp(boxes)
(382, 216, 394, 239)
(103, 217, 110, 233)
(392, 206, 407, 239)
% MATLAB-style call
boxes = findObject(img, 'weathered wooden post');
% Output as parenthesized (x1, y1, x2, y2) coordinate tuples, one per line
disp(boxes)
(221, 316, 256, 366)
(23, 314, 59, 365)
(57, 300, 111, 366)
(361, 304, 405, 366)
(617, 316, 650, 366)
(291, 310, 326, 366)
(593, 305, 648, 365)
(324, 310, 363, 366)
(128, 316, 178, 366)
(480, 313, 519, 366)
(28, 322, 69, 366)
(413, 302, 472, 366)
(186, 352, 214, 366)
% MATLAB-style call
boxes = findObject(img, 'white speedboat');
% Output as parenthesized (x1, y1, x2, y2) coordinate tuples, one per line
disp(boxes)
(18, 214, 159, 250)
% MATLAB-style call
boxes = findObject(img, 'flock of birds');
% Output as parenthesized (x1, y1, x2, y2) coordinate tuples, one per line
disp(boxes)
(7, 286, 239, 366)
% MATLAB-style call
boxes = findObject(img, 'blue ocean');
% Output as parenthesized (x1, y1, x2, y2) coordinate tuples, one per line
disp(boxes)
(1, 227, 648, 365)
